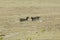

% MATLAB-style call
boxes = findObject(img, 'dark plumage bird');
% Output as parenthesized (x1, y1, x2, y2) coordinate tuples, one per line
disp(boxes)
(31, 16, 40, 21)
(20, 17, 29, 22)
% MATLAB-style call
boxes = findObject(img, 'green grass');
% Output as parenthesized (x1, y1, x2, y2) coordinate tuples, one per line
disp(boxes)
(0, 37, 3, 40)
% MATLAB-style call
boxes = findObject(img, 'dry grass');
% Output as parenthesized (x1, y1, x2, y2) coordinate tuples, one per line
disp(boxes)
(0, 0, 60, 40)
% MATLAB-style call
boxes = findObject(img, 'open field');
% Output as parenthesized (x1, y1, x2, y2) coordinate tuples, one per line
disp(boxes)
(0, 0, 60, 40)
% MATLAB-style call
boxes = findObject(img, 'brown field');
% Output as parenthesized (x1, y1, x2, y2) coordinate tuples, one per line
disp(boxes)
(0, 0, 60, 40)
